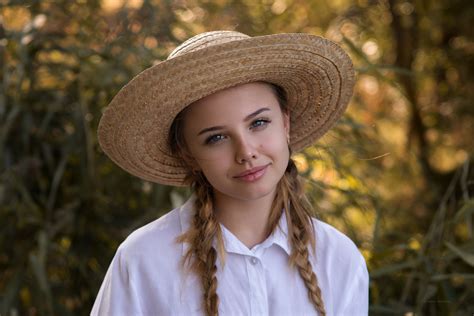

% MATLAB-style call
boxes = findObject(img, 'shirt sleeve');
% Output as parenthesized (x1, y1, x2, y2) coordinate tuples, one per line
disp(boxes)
(91, 247, 143, 316)
(335, 253, 369, 316)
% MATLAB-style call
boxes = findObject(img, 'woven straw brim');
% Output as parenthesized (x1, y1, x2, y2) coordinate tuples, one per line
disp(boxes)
(97, 33, 354, 186)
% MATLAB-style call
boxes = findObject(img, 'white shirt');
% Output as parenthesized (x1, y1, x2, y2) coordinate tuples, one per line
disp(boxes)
(92, 196, 369, 316)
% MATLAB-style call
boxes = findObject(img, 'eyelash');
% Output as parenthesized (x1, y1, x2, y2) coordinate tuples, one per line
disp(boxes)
(204, 118, 272, 145)
(251, 118, 271, 129)
(205, 134, 226, 145)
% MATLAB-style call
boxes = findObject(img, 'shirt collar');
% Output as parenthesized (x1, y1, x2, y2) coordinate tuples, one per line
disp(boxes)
(178, 194, 291, 256)
(270, 209, 291, 255)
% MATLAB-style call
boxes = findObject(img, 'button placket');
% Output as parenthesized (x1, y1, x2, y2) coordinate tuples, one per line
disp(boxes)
(246, 256, 267, 315)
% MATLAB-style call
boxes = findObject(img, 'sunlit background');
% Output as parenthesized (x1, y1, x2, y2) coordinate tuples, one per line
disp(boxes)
(1, 0, 473, 315)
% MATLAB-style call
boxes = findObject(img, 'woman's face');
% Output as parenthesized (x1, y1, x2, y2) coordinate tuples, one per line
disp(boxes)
(182, 82, 290, 203)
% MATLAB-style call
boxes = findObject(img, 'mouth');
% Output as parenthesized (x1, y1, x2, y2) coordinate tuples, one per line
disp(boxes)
(234, 164, 270, 182)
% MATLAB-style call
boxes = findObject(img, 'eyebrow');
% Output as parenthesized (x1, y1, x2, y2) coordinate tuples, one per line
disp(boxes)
(197, 107, 271, 136)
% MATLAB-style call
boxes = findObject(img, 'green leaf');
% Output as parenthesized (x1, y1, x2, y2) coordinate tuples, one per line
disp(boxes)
(445, 242, 474, 267)
(370, 259, 420, 278)
(454, 199, 474, 223)
(430, 273, 474, 281)
(0, 270, 22, 316)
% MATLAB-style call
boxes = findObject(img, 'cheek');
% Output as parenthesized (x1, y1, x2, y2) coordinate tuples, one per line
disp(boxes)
(197, 157, 231, 180)
(188, 145, 227, 169)
(259, 130, 288, 154)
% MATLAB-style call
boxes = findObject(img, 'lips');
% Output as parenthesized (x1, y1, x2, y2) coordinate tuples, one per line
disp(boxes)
(234, 164, 269, 181)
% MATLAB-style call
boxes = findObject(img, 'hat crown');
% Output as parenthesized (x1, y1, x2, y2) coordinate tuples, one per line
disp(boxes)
(167, 31, 250, 60)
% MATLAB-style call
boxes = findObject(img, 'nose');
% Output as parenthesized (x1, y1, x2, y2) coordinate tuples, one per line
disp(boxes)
(235, 137, 258, 164)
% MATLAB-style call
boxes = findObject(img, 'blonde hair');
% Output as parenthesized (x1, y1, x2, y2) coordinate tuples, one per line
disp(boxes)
(169, 83, 326, 316)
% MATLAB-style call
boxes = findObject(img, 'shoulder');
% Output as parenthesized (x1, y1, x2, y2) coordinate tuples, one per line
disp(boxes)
(311, 218, 363, 259)
(115, 198, 194, 271)
(119, 207, 182, 255)
(310, 219, 370, 314)
(92, 199, 198, 315)
(311, 218, 367, 272)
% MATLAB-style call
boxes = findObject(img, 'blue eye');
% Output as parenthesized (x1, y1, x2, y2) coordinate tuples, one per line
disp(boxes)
(251, 118, 271, 129)
(205, 134, 226, 145)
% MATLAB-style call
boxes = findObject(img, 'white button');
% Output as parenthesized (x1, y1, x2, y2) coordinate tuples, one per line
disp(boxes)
(250, 257, 258, 265)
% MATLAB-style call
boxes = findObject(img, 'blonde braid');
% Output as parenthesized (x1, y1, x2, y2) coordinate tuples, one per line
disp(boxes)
(177, 174, 221, 316)
(280, 159, 326, 315)
(289, 217, 326, 315)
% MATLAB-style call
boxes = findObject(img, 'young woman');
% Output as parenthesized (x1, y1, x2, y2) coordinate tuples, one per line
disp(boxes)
(92, 31, 369, 316)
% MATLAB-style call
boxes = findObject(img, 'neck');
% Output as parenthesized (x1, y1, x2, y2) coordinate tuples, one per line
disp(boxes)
(213, 190, 276, 249)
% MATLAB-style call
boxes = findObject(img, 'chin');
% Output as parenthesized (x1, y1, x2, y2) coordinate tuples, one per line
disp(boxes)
(226, 183, 278, 202)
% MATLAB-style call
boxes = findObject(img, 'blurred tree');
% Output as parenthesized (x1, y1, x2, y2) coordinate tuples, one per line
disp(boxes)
(0, 0, 472, 315)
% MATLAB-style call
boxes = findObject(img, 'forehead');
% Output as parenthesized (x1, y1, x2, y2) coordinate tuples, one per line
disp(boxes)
(183, 82, 280, 122)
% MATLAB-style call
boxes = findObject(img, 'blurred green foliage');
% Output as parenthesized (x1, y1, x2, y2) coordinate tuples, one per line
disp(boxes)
(0, 0, 473, 315)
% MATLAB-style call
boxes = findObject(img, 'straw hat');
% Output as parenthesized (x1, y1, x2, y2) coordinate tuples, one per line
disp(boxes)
(97, 30, 354, 186)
